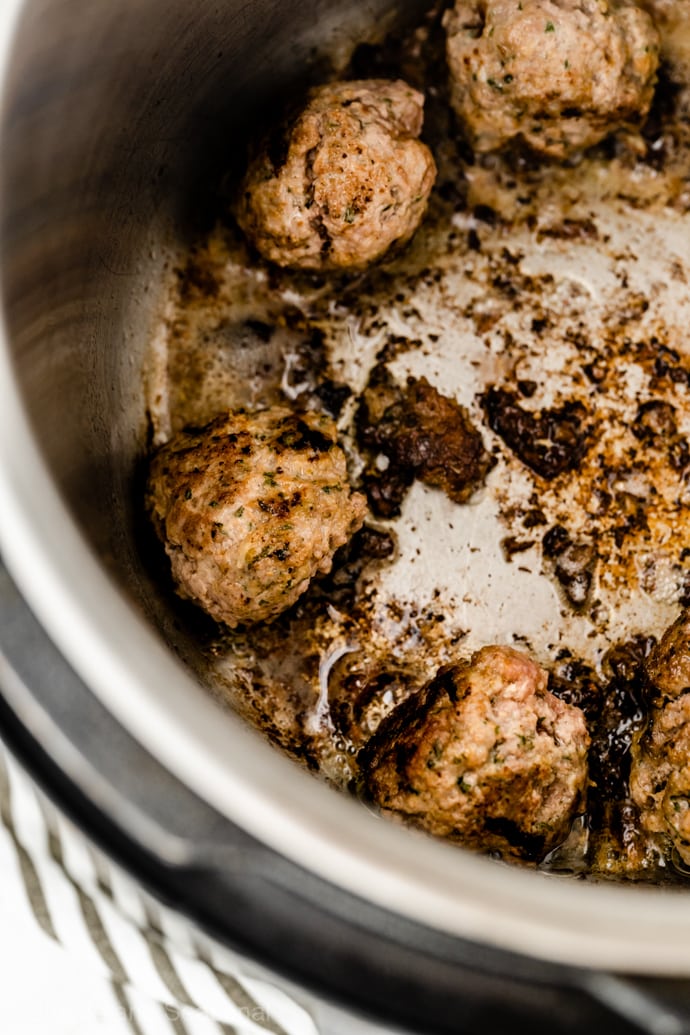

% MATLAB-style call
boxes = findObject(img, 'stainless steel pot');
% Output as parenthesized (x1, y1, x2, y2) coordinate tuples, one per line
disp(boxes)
(3, 1, 690, 1030)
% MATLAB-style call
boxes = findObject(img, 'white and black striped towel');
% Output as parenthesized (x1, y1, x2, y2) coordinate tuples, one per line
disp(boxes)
(0, 744, 321, 1035)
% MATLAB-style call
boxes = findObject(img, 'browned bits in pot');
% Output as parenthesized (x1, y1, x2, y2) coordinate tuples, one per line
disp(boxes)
(330, 664, 419, 751)
(542, 525, 597, 611)
(633, 399, 678, 441)
(482, 386, 592, 480)
(548, 653, 602, 724)
(307, 524, 397, 611)
(586, 637, 658, 875)
(360, 645, 589, 861)
(357, 365, 493, 516)
(143, 0, 690, 881)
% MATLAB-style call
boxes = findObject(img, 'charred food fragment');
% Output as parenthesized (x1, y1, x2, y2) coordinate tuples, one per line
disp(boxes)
(443, 0, 660, 159)
(549, 640, 653, 875)
(483, 386, 591, 480)
(358, 365, 493, 516)
(236, 79, 437, 271)
(542, 525, 597, 611)
(146, 408, 367, 627)
(360, 645, 590, 860)
(582, 638, 658, 875)
(630, 610, 690, 866)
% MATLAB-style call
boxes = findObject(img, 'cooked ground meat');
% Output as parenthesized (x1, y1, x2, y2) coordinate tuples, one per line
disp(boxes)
(358, 366, 492, 516)
(236, 79, 437, 271)
(645, 609, 690, 696)
(146, 408, 367, 627)
(443, 0, 660, 159)
(630, 610, 690, 863)
(360, 645, 590, 860)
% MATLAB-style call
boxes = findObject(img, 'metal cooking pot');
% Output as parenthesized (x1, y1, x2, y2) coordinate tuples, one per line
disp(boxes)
(3, 1, 690, 1031)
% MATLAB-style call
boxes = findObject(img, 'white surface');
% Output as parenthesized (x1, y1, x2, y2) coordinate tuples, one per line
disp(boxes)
(0, 748, 323, 1035)
(0, 828, 130, 1035)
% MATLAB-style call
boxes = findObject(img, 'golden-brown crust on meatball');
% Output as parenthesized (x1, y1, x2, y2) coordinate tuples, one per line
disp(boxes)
(236, 79, 437, 270)
(631, 610, 690, 864)
(360, 645, 590, 860)
(444, 0, 660, 159)
(147, 408, 367, 627)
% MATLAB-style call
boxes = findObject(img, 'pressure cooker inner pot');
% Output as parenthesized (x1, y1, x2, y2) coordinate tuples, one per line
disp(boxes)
(8, 0, 690, 969)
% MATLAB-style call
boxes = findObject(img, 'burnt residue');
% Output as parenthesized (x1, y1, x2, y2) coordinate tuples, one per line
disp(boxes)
(522, 507, 547, 529)
(631, 399, 690, 477)
(548, 654, 603, 725)
(536, 218, 599, 242)
(358, 365, 493, 515)
(590, 658, 645, 798)
(313, 378, 352, 418)
(549, 640, 665, 878)
(542, 525, 597, 611)
(639, 65, 685, 173)
(633, 399, 678, 442)
(622, 338, 690, 391)
(361, 466, 414, 520)
(500, 536, 535, 561)
(176, 253, 222, 302)
(609, 484, 650, 548)
(330, 664, 419, 750)
(275, 417, 333, 454)
(585, 636, 659, 876)
(309, 524, 396, 610)
(653, 343, 690, 386)
(482, 386, 592, 480)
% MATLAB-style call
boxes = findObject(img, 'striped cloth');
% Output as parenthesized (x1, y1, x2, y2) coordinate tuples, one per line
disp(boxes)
(0, 744, 321, 1035)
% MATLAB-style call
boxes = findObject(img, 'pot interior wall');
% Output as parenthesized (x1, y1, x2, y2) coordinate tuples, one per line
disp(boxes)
(0, 0, 422, 644)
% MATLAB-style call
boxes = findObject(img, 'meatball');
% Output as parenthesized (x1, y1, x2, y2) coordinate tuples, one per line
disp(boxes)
(360, 645, 590, 860)
(645, 609, 690, 697)
(146, 408, 367, 627)
(236, 79, 437, 271)
(444, 0, 660, 159)
(630, 610, 690, 864)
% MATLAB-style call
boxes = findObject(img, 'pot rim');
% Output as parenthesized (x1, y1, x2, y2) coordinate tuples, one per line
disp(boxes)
(3, 0, 690, 979)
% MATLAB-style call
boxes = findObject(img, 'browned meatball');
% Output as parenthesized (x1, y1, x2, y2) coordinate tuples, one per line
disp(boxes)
(236, 79, 437, 271)
(147, 408, 367, 627)
(360, 645, 590, 860)
(645, 610, 690, 697)
(444, 0, 660, 159)
(631, 610, 690, 864)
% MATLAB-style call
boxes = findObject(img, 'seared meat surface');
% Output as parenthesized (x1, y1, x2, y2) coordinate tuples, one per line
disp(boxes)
(360, 645, 590, 860)
(631, 610, 690, 864)
(444, 0, 660, 158)
(645, 610, 690, 696)
(147, 408, 367, 627)
(236, 79, 437, 271)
